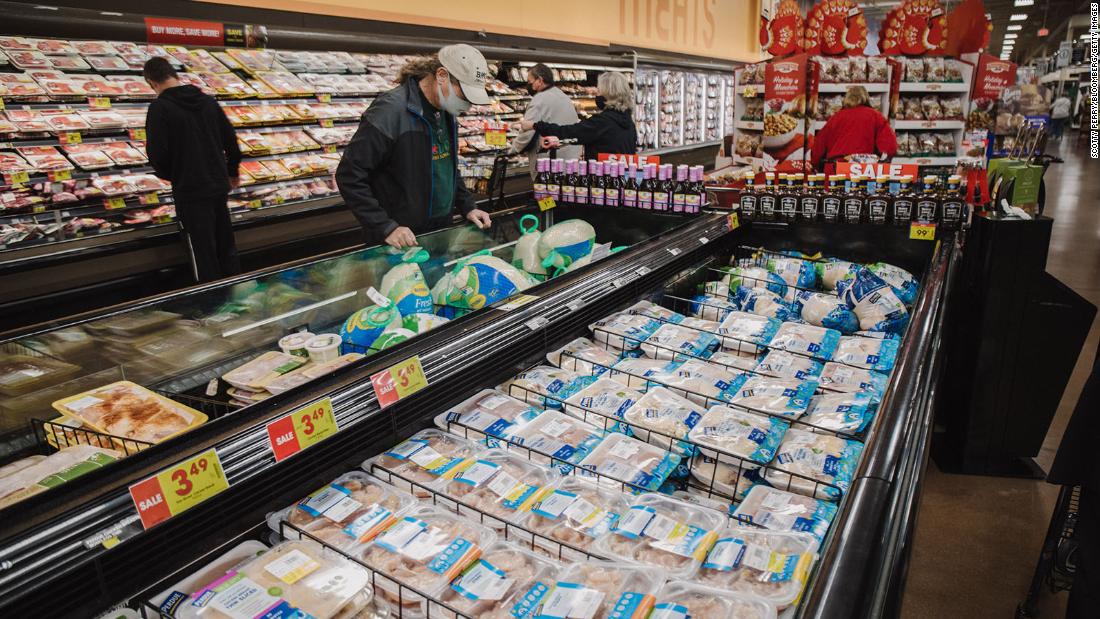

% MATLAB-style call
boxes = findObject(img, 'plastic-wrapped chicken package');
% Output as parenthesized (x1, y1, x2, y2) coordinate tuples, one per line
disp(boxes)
(512, 214, 547, 278)
(768, 322, 841, 361)
(622, 387, 707, 455)
(766, 428, 864, 500)
(733, 485, 838, 543)
(435, 389, 541, 447)
(833, 335, 899, 372)
(430, 449, 555, 529)
(646, 359, 741, 406)
(651, 580, 778, 619)
(547, 337, 619, 375)
(765, 256, 817, 290)
(699, 525, 817, 610)
(149, 541, 270, 618)
(525, 476, 631, 561)
(754, 350, 825, 381)
(608, 357, 670, 389)
(358, 505, 496, 617)
(687, 405, 789, 501)
(836, 268, 909, 335)
(734, 286, 798, 322)
(508, 410, 604, 473)
(589, 311, 663, 351)
(709, 350, 765, 374)
(577, 432, 681, 492)
(379, 247, 433, 316)
(431, 541, 559, 619)
(818, 362, 889, 396)
(868, 262, 919, 306)
(724, 374, 818, 419)
(723, 266, 787, 297)
(815, 258, 860, 291)
(563, 377, 644, 429)
(628, 299, 685, 324)
(639, 323, 719, 361)
(266, 472, 417, 550)
(530, 561, 664, 619)
(802, 392, 876, 435)
(795, 291, 859, 334)
(362, 429, 483, 496)
(717, 311, 781, 351)
(600, 493, 724, 578)
(690, 293, 738, 322)
(499, 365, 586, 408)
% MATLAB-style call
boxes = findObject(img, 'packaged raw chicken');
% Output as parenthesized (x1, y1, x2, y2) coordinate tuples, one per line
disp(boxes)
(627, 299, 685, 324)
(690, 292, 738, 322)
(148, 540, 270, 617)
(765, 256, 817, 290)
(717, 311, 780, 351)
(814, 260, 858, 290)
(431, 450, 555, 528)
(525, 476, 630, 561)
(622, 387, 706, 455)
(687, 405, 787, 500)
(601, 493, 723, 578)
(733, 486, 836, 543)
(651, 580, 778, 619)
(546, 336, 618, 375)
(267, 471, 417, 550)
(766, 428, 864, 500)
(435, 389, 540, 447)
(768, 322, 841, 361)
(646, 359, 740, 406)
(498, 365, 586, 409)
(700, 525, 816, 610)
(588, 311, 663, 351)
(576, 431, 680, 492)
(359, 505, 495, 615)
(432, 541, 559, 619)
(723, 374, 817, 419)
(562, 377, 643, 429)
(709, 350, 765, 374)
(508, 410, 603, 473)
(607, 357, 668, 389)
(222, 351, 307, 391)
(754, 350, 824, 381)
(836, 268, 909, 335)
(639, 323, 719, 361)
(363, 429, 482, 495)
(802, 391, 876, 435)
(817, 362, 888, 396)
(795, 291, 858, 334)
(0, 444, 121, 508)
(832, 335, 899, 372)
(866, 262, 919, 306)
(532, 561, 663, 619)
(51, 381, 206, 444)
(733, 286, 797, 322)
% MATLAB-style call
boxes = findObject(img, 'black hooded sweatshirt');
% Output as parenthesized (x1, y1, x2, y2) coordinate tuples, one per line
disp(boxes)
(534, 108, 638, 161)
(145, 85, 241, 203)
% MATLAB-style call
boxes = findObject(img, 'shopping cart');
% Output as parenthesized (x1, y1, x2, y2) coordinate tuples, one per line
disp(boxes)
(1017, 484, 1080, 618)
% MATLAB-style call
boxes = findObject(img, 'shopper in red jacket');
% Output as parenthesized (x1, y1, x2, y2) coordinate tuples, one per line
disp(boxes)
(811, 85, 898, 175)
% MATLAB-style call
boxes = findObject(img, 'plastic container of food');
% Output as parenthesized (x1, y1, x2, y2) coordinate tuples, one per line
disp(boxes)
(147, 540, 270, 617)
(433, 389, 541, 447)
(507, 410, 603, 474)
(524, 476, 631, 562)
(687, 406, 789, 500)
(278, 331, 314, 358)
(817, 362, 888, 396)
(832, 335, 899, 372)
(430, 540, 560, 619)
(802, 392, 876, 435)
(645, 359, 739, 407)
(51, 381, 207, 444)
(362, 429, 483, 496)
(765, 429, 864, 501)
(576, 431, 679, 492)
(651, 580, 778, 619)
(562, 377, 643, 430)
(717, 311, 781, 350)
(732, 486, 837, 543)
(699, 525, 817, 610)
(0, 354, 81, 398)
(266, 471, 417, 550)
(768, 323, 841, 362)
(222, 351, 307, 391)
(599, 493, 725, 579)
(430, 449, 557, 530)
(534, 561, 664, 619)
(305, 333, 342, 363)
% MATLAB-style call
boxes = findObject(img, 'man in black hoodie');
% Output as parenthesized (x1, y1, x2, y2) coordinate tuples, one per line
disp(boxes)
(143, 57, 242, 282)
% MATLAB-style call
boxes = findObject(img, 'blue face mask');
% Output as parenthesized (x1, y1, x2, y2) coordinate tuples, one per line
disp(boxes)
(436, 75, 471, 116)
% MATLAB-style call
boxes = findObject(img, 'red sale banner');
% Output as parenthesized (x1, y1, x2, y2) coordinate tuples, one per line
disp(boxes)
(597, 153, 661, 166)
(971, 54, 1017, 101)
(145, 17, 225, 47)
(836, 161, 921, 178)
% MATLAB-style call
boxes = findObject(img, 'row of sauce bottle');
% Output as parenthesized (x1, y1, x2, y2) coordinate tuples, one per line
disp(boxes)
(533, 158, 708, 214)
(737, 172, 967, 229)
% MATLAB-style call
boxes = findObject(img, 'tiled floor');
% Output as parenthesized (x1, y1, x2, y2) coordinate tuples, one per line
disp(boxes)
(901, 133, 1100, 617)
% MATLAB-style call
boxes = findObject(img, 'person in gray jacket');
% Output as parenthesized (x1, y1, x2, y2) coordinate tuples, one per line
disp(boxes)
(509, 63, 582, 176)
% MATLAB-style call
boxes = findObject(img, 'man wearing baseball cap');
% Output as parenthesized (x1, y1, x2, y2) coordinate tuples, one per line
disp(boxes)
(337, 44, 494, 248)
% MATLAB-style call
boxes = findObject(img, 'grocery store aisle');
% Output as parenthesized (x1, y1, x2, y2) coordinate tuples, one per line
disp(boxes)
(902, 134, 1100, 618)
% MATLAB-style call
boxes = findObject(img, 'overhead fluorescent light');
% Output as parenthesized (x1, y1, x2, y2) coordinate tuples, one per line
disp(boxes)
(1014, 0, 1033, 5)
(1007, 25, 1023, 31)
(1004, 33, 1018, 39)
(1010, 14, 1027, 20)
(1080, 33, 1090, 40)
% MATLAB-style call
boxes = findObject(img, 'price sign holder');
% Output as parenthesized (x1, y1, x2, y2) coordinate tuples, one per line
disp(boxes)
(370, 355, 429, 409)
(129, 448, 230, 530)
(538, 196, 556, 211)
(129, 128, 147, 141)
(317, 93, 332, 103)
(87, 97, 112, 109)
(104, 196, 126, 210)
(909, 222, 936, 241)
(484, 120, 508, 147)
(47, 169, 72, 182)
(266, 398, 338, 462)
(247, 199, 262, 209)
(319, 119, 334, 128)
(728, 212, 740, 231)
(59, 132, 82, 145)
(323, 144, 338, 153)
(4, 170, 30, 186)
(139, 192, 160, 205)
(494, 294, 539, 311)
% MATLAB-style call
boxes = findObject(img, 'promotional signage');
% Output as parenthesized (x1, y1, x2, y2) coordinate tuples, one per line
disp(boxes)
(597, 153, 661, 166)
(971, 54, 1017, 101)
(836, 161, 920, 178)
(760, 0, 805, 57)
(763, 55, 810, 173)
(879, 0, 948, 56)
(266, 398, 339, 462)
(145, 17, 265, 47)
(803, 0, 867, 56)
(129, 448, 230, 530)
(370, 355, 429, 408)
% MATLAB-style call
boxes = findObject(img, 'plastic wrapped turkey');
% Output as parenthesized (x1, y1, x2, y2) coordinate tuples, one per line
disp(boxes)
(538, 219, 596, 271)
(639, 323, 719, 361)
(766, 428, 864, 500)
(498, 365, 586, 408)
(645, 358, 741, 406)
(622, 387, 707, 455)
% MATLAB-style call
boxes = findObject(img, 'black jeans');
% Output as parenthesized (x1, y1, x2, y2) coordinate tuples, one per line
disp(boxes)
(175, 194, 240, 283)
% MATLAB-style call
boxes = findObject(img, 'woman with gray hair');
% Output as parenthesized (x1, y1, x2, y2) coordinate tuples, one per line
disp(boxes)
(519, 71, 637, 160)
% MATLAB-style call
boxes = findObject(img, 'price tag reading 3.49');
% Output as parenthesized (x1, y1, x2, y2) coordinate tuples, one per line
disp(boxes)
(370, 355, 429, 408)
(266, 398, 339, 462)
(129, 448, 229, 530)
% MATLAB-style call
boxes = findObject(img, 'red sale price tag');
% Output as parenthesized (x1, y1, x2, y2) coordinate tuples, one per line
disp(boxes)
(129, 448, 229, 530)
(266, 398, 338, 462)
(370, 355, 429, 408)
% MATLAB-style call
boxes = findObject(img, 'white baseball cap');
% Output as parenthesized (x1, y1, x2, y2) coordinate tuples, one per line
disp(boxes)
(438, 43, 492, 105)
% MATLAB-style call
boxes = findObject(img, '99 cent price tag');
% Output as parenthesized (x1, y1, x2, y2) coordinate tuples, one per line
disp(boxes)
(267, 398, 339, 462)
(129, 448, 229, 530)
(371, 355, 429, 408)
(909, 222, 936, 241)
(728, 212, 740, 230)
(87, 97, 112, 109)
(538, 196, 556, 211)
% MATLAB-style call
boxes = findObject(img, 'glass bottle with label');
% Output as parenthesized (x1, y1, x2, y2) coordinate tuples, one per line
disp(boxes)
(672, 164, 689, 213)
(778, 173, 800, 222)
(867, 175, 890, 225)
(574, 159, 589, 206)
(891, 175, 915, 225)
(561, 159, 577, 204)
(605, 162, 623, 207)
(757, 172, 777, 221)
(589, 161, 605, 206)
(915, 175, 940, 223)
(842, 175, 865, 224)
(739, 171, 758, 220)
(652, 164, 672, 211)
(940, 174, 964, 229)
(546, 158, 562, 202)
(637, 164, 655, 210)
(693, 165, 708, 212)
(623, 163, 639, 208)
(823, 174, 843, 222)
(533, 158, 548, 201)
(799, 174, 821, 222)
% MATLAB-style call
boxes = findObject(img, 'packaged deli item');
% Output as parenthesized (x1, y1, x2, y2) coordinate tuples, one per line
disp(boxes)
(431, 449, 556, 528)
(733, 485, 837, 543)
(0, 445, 120, 508)
(363, 429, 483, 495)
(498, 365, 586, 409)
(435, 389, 540, 447)
(700, 525, 816, 610)
(766, 428, 864, 500)
(148, 540, 270, 617)
(547, 337, 618, 375)
(754, 350, 824, 381)
(52, 381, 207, 443)
(815, 260, 858, 291)
(588, 312, 662, 351)
(509, 411, 604, 473)
(802, 391, 876, 435)
(646, 359, 740, 406)
(531, 561, 663, 619)
(639, 323, 719, 361)
(601, 493, 723, 578)
(717, 311, 781, 351)
(525, 476, 630, 561)
(268, 471, 416, 550)
(832, 335, 899, 372)
(723, 374, 817, 419)
(818, 362, 888, 396)
(622, 387, 706, 455)
(651, 580, 778, 619)
(577, 431, 680, 492)
(563, 377, 643, 429)
(432, 541, 559, 619)
(358, 505, 495, 615)
(768, 322, 841, 361)
(222, 351, 307, 391)
(0, 354, 80, 397)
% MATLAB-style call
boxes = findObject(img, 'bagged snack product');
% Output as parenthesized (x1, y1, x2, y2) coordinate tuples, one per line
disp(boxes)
(639, 323, 719, 361)
(769, 322, 842, 361)
(802, 391, 877, 435)
(904, 57, 925, 82)
(436, 389, 540, 447)
(525, 476, 630, 561)
(52, 381, 206, 443)
(601, 493, 723, 578)
(795, 291, 859, 334)
(588, 311, 663, 351)
(577, 431, 681, 491)
(921, 95, 944, 120)
(734, 485, 837, 542)
(935, 132, 955, 155)
(509, 410, 604, 473)
(721, 266, 787, 297)
(902, 97, 923, 120)
(432, 541, 559, 619)
(848, 56, 868, 82)
(646, 358, 740, 406)
(867, 56, 889, 83)
(717, 311, 781, 350)
(432, 449, 555, 528)
(818, 57, 838, 83)
(700, 525, 817, 610)
(363, 429, 483, 494)
(818, 362, 889, 396)
(652, 580, 778, 619)
(767, 428, 864, 500)
(924, 57, 945, 82)
(532, 561, 663, 619)
(622, 387, 706, 455)
(754, 349, 825, 381)
(734, 286, 797, 322)
(724, 374, 817, 419)
(905, 133, 921, 157)
(836, 267, 909, 334)
(499, 365, 586, 409)
(895, 131, 912, 156)
(563, 377, 643, 429)
(833, 335, 899, 372)
(831, 56, 851, 82)
(940, 96, 963, 120)
(945, 59, 964, 82)
(268, 471, 416, 549)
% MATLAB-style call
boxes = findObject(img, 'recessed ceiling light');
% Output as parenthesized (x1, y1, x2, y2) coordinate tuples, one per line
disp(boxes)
(1014, 0, 1033, 6)
(1005, 33, 1018, 39)
(1007, 25, 1023, 31)
(1010, 14, 1027, 20)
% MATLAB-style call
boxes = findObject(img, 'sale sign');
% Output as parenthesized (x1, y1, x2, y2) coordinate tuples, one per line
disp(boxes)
(370, 355, 429, 408)
(836, 161, 921, 178)
(129, 449, 229, 530)
(597, 153, 661, 166)
(145, 18, 226, 47)
(266, 398, 339, 462)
